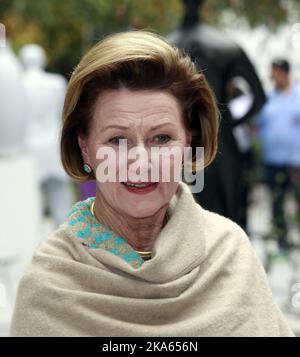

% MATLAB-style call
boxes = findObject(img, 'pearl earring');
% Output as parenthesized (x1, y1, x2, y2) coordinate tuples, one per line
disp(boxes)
(83, 163, 92, 174)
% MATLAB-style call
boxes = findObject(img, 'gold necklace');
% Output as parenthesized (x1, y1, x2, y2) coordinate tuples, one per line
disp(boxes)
(90, 200, 153, 260)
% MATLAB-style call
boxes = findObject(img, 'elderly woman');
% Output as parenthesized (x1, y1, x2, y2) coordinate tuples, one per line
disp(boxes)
(10, 31, 293, 337)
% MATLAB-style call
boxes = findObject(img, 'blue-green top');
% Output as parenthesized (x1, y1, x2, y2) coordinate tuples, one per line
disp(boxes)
(66, 197, 145, 269)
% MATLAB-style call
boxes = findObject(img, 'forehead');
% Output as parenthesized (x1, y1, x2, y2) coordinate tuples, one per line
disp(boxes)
(272, 65, 286, 73)
(93, 89, 182, 125)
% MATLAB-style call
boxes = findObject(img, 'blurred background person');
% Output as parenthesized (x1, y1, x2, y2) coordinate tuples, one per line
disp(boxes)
(258, 58, 300, 253)
(0, 39, 41, 336)
(19, 44, 74, 228)
(168, 0, 266, 230)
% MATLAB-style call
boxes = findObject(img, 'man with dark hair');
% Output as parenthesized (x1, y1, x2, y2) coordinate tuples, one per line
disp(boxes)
(259, 58, 300, 251)
(272, 58, 290, 73)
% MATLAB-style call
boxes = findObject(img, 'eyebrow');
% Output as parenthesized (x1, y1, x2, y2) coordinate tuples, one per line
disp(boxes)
(102, 125, 130, 132)
(102, 122, 177, 133)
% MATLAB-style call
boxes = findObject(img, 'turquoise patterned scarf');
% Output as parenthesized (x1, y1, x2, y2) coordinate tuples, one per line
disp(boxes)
(66, 197, 145, 268)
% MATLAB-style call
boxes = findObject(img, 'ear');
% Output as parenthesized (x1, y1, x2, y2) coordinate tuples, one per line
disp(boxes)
(77, 133, 91, 164)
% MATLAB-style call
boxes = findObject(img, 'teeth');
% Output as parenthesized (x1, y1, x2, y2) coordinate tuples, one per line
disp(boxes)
(123, 182, 154, 188)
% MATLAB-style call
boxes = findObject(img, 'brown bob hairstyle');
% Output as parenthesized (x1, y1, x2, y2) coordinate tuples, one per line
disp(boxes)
(60, 30, 219, 183)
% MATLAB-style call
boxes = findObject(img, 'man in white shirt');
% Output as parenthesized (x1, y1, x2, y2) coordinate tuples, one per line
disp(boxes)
(258, 59, 300, 251)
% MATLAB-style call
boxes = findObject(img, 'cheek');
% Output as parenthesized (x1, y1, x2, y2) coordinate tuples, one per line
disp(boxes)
(158, 144, 184, 182)
(158, 182, 179, 205)
(89, 145, 103, 168)
(97, 182, 133, 214)
(93, 145, 122, 181)
(97, 182, 118, 202)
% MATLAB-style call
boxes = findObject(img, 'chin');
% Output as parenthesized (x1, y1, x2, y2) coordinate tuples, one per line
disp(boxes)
(123, 203, 163, 219)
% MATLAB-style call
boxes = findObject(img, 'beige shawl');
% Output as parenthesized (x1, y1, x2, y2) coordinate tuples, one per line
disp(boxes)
(10, 182, 294, 337)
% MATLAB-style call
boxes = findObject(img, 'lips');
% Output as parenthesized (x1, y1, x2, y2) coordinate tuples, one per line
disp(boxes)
(122, 182, 156, 188)
(121, 181, 159, 194)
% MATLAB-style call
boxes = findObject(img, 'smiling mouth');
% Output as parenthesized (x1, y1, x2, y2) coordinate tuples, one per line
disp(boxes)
(121, 182, 158, 188)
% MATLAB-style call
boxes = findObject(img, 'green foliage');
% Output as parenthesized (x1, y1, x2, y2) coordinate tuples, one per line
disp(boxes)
(1, 0, 299, 76)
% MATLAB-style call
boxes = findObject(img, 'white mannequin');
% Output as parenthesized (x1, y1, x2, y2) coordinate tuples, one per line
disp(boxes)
(0, 42, 26, 156)
(20, 44, 73, 227)
(0, 42, 41, 336)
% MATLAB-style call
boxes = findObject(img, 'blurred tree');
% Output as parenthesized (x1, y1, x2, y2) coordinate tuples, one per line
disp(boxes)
(0, 0, 299, 76)
(203, 0, 300, 29)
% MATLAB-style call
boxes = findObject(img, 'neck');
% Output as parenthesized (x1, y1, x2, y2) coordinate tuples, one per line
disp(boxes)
(93, 191, 169, 252)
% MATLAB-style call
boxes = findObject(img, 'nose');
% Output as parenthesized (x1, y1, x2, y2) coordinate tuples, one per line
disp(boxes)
(127, 144, 151, 182)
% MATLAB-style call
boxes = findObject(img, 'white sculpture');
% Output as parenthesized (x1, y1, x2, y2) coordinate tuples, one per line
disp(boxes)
(20, 44, 73, 227)
(0, 43, 26, 156)
(0, 42, 41, 336)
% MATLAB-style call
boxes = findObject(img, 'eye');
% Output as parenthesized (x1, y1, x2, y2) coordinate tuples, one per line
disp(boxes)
(109, 136, 127, 146)
(152, 134, 171, 144)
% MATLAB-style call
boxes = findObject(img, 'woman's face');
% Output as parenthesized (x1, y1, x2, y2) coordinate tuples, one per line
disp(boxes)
(78, 89, 191, 218)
